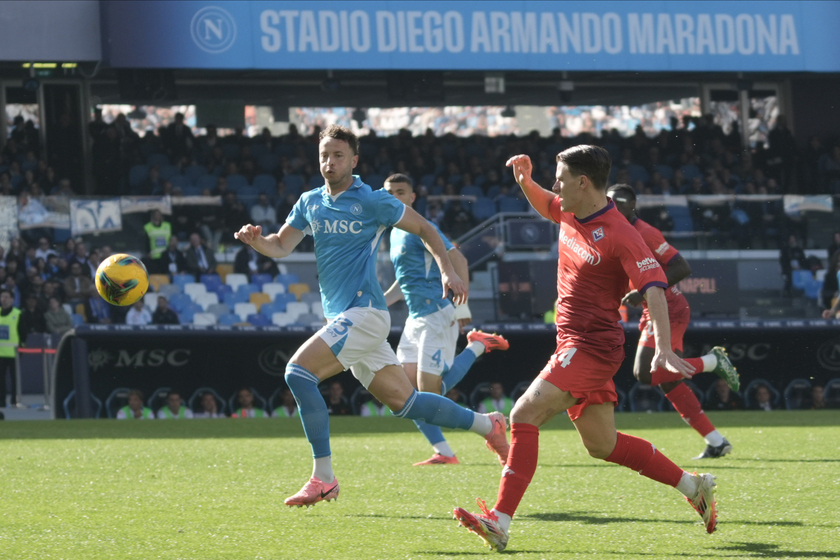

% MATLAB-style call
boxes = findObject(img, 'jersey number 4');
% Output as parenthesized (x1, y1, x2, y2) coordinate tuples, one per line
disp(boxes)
(556, 348, 577, 368)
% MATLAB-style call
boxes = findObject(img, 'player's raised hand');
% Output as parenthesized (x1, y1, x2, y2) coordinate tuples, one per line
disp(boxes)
(651, 348, 695, 378)
(506, 154, 533, 186)
(234, 224, 263, 245)
(441, 270, 468, 306)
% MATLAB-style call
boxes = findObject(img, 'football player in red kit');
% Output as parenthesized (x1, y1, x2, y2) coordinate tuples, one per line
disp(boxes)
(607, 183, 739, 459)
(452, 146, 723, 552)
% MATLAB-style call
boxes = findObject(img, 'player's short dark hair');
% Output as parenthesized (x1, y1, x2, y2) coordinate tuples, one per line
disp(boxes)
(607, 183, 637, 202)
(384, 173, 413, 188)
(319, 124, 359, 155)
(556, 145, 612, 190)
(128, 389, 144, 400)
(167, 389, 181, 399)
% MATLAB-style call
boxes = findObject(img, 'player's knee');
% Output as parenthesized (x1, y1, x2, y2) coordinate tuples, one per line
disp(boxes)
(633, 366, 651, 384)
(583, 440, 613, 460)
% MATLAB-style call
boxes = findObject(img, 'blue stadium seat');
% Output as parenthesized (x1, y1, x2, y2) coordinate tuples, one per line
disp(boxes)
(366, 174, 385, 190)
(257, 153, 280, 173)
(246, 313, 270, 326)
(307, 174, 323, 190)
(223, 292, 249, 307)
(250, 144, 269, 159)
(159, 164, 179, 180)
(200, 274, 222, 292)
(666, 205, 694, 232)
(251, 273, 272, 288)
(420, 174, 437, 188)
(783, 378, 812, 410)
(654, 164, 674, 180)
(213, 283, 233, 299)
(461, 185, 483, 198)
(196, 175, 217, 191)
(147, 153, 169, 167)
(71, 313, 85, 327)
(168, 293, 193, 313)
(63, 389, 103, 419)
(226, 174, 248, 191)
(129, 165, 149, 188)
(188, 387, 227, 416)
(169, 174, 189, 189)
(172, 274, 194, 290)
(472, 197, 497, 221)
(743, 379, 781, 409)
(284, 173, 305, 194)
(679, 164, 702, 181)
(236, 284, 260, 298)
(275, 143, 297, 157)
(792, 270, 812, 290)
(253, 174, 276, 195)
(217, 313, 241, 326)
(626, 164, 649, 184)
(260, 300, 288, 317)
(221, 143, 241, 161)
(184, 164, 207, 183)
(181, 185, 202, 196)
(498, 197, 525, 213)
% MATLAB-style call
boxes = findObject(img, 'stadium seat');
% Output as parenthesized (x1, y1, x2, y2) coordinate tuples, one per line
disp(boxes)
(148, 274, 170, 292)
(253, 173, 276, 194)
(221, 143, 241, 161)
(159, 284, 182, 298)
(257, 154, 280, 174)
(308, 174, 324, 190)
(498, 196, 525, 213)
(366, 174, 385, 190)
(223, 292, 249, 308)
(473, 197, 497, 221)
(667, 205, 694, 232)
(249, 292, 271, 309)
(184, 164, 207, 184)
(225, 273, 248, 290)
(194, 292, 220, 310)
(172, 274, 194, 290)
(181, 303, 203, 324)
(246, 313, 270, 326)
(287, 283, 310, 300)
(271, 312, 295, 326)
(184, 282, 207, 299)
(284, 173, 305, 194)
(251, 273, 273, 288)
(679, 164, 702, 181)
(286, 302, 310, 321)
(169, 174, 189, 189)
(62, 389, 103, 419)
(226, 174, 248, 191)
(217, 313, 241, 326)
(200, 274, 223, 293)
(469, 382, 492, 411)
(215, 263, 234, 283)
(824, 378, 840, 408)
(654, 164, 674, 180)
(626, 163, 649, 184)
(260, 300, 288, 318)
(105, 387, 132, 419)
(234, 302, 257, 321)
(143, 292, 159, 312)
(227, 388, 267, 415)
(159, 164, 178, 181)
(206, 303, 230, 319)
(300, 292, 321, 305)
(146, 387, 173, 412)
(188, 387, 226, 416)
(310, 301, 325, 320)
(147, 153, 169, 167)
(461, 185, 484, 198)
(236, 284, 260, 299)
(168, 293, 193, 313)
(71, 313, 85, 327)
(783, 378, 812, 410)
(628, 383, 665, 412)
(261, 282, 286, 299)
(196, 175, 217, 191)
(295, 313, 322, 327)
(792, 270, 812, 290)
(129, 165, 149, 188)
(275, 273, 299, 286)
(743, 379, 782, 409)
(193, 312, 217, 326)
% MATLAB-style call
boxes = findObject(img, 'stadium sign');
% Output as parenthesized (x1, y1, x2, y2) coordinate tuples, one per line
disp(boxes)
(100, 1, 840, 71)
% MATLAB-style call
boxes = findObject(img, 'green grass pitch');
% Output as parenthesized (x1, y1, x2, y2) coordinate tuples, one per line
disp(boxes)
(1, 411, 839, 559)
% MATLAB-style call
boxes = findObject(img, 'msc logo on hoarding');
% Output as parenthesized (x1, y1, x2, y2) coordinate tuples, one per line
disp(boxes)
(191, 6, 237, 54)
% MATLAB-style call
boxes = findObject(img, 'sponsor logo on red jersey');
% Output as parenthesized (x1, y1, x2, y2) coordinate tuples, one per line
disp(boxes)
(636, 256, 661, 272)
(654, 241, 670, 255)
(559, 227, 602, 265)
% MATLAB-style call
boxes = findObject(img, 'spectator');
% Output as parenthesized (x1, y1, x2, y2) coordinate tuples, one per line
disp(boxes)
(163, 112, 194, 161)
(751, 384, 777, 411)
(159, 236, 187, 277)
(139, 165, 164, 194)
(233, 244, 279, 279)
(184, 233, 217, 279)
(326, 381, 351, 415)
(250, 193, 278, 232)
(116, 389, 154, 419)
(442, 200, 476, 239)
(68, 241, 95, 278)
(828, 232, 840, 262)
(1, 273, 22, 309)
(221, 191, 250, 235)
(0, 289, 22, 407)
(63, 262, 96, 306)
(193, 391, 225, 418)
(156, 389, 193, 419)
(231, 387, 269, 418)
(821, 251, 840, 317)
(125, 300, 152, 326)
(143, 209, 172, 274)
(811, 386, 826, 410)
(18, 292, 47, 341)
(152, 296, 179, 325)
(477, 382, 514, 416)
(705, 378, 744, 411)
(272, 388, 300, 418)
(779, 234, 806, 297)
(34, 237, 57, 261)
(360, 396, 391, 417)
(85, 294, 112, 324)
(44, 296, 72, 336)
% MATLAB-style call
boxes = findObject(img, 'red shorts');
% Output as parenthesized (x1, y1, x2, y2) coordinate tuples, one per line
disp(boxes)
(638, 307, 690, 352)
(539, 346, 622, 422)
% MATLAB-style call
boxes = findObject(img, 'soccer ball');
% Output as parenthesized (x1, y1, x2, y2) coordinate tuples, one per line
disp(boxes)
(95, 253, 149, 306)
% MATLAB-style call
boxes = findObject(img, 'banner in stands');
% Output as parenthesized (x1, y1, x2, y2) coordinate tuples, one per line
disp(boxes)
(0, 197, 17, 252)
(120, 196, 173, 215)
(70, 198, 123, 237)
(100, 1, 840, 72)
(55, 321, 840, 418)
(17, 195, 71, 231)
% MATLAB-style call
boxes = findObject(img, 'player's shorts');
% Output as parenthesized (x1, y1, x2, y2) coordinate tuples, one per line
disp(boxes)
(538, 345, 623, 422)
(638, 305, 691, 352)
(396, 305, 458, 376)
(318, 307, 399, 389)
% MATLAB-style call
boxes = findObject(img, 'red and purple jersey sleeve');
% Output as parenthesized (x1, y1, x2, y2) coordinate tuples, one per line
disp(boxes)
(614, 223, 668, 295)
(636, 219, 681, 267)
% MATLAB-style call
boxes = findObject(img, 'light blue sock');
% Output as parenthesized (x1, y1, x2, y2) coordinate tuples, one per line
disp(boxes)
(285, 364, 331, 459)
(394, 390, 475, 431)
(440, 347, 478, 394)
(413, 420, 446, 446)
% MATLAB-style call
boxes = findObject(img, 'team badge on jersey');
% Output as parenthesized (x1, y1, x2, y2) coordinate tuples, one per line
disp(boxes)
(592, 227, 605, 242)
(350, 203, 363, 216)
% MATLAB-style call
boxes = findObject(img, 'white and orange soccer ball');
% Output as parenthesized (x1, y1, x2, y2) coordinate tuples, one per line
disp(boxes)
(95, 253, 149, 306)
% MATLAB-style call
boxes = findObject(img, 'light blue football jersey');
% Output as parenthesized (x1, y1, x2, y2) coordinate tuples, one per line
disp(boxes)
(390, 221, 454, 319)
(286, 176, 405, 319)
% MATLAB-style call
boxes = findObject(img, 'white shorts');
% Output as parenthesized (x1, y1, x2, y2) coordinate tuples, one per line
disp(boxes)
(318, 307, 399, 389)
(396, 305, 458, 376)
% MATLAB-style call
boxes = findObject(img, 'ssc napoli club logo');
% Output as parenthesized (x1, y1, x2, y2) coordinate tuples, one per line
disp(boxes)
(350, 203, 363, 216)
(817, 338, 840, 371)
(190, 6, 237, 54)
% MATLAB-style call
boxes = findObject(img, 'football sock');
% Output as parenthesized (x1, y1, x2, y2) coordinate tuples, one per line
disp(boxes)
(650, 357, 704, 385)
(413, 419, 447, 446)
(494, 423, 539, 517)
(313, 456, 334, 483)
(491, 510, 512, 533)
(440, 346, 479, 395)
(665, 383, 716, 438)
(676, 471, 700, 498)
(604, 432, 683, 487)
(703, 429, 725, 447)
(285, 364, 331, 459)
(394, 390, 478, 432)
(432, 441, 455, 458)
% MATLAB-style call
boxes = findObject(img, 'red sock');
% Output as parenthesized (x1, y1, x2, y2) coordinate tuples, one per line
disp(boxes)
(494, 423, 539, 517)
(605, 432, 683, 487)
(665, 383, 715, 437)
(649, 357, 703, 385)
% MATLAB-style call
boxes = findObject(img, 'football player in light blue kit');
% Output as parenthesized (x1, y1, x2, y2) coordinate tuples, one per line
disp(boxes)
(384, 174, 510, 466)
(235, 125, 509, 507)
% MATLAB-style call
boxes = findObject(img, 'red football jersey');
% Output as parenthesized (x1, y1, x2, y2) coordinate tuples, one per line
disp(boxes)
(548, 197, 667, 361)
(631, 217, 690, 322)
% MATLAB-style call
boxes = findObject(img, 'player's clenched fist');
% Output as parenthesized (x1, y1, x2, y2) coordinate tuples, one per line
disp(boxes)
(234, 224, 262, 245)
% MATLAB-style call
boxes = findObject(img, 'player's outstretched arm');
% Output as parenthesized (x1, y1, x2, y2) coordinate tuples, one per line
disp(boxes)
(505, 154, 555, 220)
(234, 223, 304, 259)
(395, 207, 468, 304)
(384, 281, 404, 306)
(665, 254, 692, 286)
(645, 286, 695, 377)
